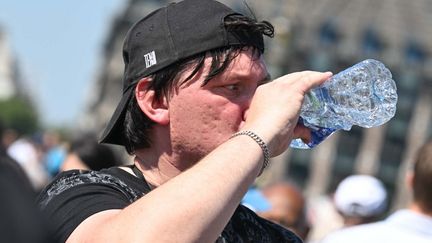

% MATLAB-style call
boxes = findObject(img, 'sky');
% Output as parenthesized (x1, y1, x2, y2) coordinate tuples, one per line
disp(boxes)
(0, 0, 125, 128)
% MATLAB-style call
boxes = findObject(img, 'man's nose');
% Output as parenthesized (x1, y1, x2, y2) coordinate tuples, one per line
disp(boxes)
(241, 91, 255, 122)
(242, 108, 249, 122)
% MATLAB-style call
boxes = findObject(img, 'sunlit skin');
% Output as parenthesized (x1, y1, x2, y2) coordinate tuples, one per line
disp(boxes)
(168, 50, 270, 169)
(133, 49, 317, 187)
(133, 49, 270, 184)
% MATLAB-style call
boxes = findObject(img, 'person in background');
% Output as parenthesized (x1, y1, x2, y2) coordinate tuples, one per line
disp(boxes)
(0, 121, 31, 187)
(0, 121, 57, 243)
(321, 141, 432, 243)
(259, 181, 311, 240)
(60, 133, 120, 171)
(37, 0, 332, 242)
(42, 130, 67, 177)
(332, 174, 388, 227)
(241, 186, 272, 213)
(7, 133, 50, 190)
(0, 127, 18, 152)
(305, 174, 387, 243)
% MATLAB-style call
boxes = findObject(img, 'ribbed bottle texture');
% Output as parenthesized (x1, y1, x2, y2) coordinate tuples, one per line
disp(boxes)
(290, 59, 398, 149)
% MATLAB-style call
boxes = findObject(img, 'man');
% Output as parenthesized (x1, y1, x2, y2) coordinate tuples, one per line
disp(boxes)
(321, 141, 432, 243)
(332, 174, 387, 227)
(0, 123, 57, 243)
(37, 0, 331, 242)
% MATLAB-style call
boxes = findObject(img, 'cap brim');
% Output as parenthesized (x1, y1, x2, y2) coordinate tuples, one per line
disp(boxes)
(99, 87, 134, 145)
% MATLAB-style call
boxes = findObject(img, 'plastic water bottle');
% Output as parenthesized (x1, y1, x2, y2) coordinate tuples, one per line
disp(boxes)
(290, 59, 398, 149)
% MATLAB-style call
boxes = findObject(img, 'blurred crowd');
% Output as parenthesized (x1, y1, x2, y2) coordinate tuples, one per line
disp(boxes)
(1, 123, 122, 192)
(241, 148, 432, 242)
(241, 175, 388, 242)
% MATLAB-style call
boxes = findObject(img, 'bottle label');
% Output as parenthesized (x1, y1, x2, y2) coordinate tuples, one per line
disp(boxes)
(291, 117, 337, 149)
(308, 126, 337, 147)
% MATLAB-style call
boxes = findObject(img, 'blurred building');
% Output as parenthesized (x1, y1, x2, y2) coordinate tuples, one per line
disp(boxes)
(272, 0, 432, 211)
(82, 0, 432, 210)
(0, 26, 23, 100)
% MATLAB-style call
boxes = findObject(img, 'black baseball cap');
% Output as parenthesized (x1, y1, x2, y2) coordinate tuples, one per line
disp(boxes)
(100, 0, 265, 145)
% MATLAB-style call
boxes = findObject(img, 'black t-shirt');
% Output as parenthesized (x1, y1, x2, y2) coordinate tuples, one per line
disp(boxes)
(37, 167, 302, 243)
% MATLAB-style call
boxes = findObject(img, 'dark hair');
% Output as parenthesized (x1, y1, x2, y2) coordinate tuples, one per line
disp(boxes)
(122, 14, 273, 154)
(412, 140, 432, 212)
(70, 133, 119, 170)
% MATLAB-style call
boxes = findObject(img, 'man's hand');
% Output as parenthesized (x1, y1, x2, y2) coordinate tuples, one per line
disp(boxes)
(241, 71, 333, 157)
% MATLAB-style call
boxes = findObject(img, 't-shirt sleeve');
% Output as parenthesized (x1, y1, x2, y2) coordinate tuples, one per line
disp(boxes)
(37, 170, 142, 243)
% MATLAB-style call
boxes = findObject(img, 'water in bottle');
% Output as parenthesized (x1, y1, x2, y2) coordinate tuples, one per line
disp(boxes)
(290, 59, 398, 149)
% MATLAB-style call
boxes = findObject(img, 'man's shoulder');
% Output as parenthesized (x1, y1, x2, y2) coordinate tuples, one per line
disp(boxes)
(35, 167, 147, 243)
(37, 167, 145, 208)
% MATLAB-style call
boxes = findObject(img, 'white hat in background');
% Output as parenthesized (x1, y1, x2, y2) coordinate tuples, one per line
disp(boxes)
(334, 175, 387, 217)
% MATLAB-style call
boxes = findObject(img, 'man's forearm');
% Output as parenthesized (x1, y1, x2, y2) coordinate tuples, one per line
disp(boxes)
(67, 134, 263, 243)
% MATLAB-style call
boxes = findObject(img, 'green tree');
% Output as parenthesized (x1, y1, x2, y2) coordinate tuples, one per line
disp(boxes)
(0, 96, 40, 135)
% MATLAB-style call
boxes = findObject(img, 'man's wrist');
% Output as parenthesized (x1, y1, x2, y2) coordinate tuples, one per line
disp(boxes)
(230, 130, 270, 176)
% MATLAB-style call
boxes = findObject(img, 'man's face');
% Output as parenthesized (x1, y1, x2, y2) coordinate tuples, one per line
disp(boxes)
(167, 49, 269, 167)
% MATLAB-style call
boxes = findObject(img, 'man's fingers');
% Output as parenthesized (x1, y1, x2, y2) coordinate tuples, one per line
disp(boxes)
(275, 71, 333, 94)
(296, 71, 333, 93)
(293, 123, 311, 144)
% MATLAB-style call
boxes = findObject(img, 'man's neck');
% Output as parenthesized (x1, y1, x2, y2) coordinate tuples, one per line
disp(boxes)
(409, 203, 432, 218)
(134, 149, 183, 187)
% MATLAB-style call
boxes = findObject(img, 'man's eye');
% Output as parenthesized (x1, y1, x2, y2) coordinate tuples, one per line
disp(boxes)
(225, 84, 239, 91)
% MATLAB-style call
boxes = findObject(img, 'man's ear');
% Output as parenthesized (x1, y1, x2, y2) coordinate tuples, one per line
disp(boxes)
(135, 77, 169, 125)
